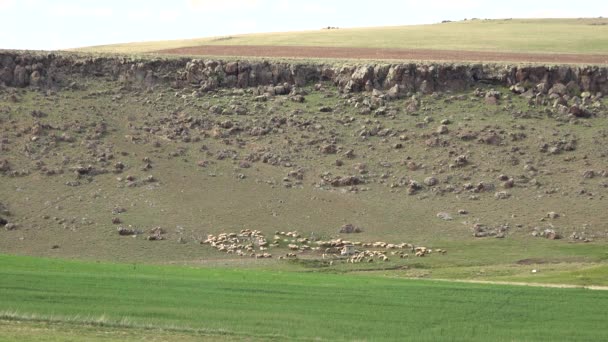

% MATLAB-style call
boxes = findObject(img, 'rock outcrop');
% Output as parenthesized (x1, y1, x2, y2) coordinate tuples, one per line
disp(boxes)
(1, 51, 607, 95)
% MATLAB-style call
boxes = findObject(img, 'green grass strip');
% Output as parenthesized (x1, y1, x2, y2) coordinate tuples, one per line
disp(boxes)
(1, 254, 607, 341)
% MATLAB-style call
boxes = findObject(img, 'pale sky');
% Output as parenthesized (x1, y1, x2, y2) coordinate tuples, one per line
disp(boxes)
(0, 0, 606, 50)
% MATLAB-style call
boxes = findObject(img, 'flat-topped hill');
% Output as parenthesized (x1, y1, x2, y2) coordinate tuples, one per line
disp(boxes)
(76, 18, 608, 63)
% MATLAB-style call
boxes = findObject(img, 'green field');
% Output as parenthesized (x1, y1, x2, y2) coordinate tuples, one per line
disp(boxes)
(77, 18, 608, 54)
(0, 254, 607, 341)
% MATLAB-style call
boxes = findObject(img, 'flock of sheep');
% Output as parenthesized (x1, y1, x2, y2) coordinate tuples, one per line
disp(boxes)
(202, 229, 445, 263)
(202, 229, 276, 258)
(340, 246, 443, 264)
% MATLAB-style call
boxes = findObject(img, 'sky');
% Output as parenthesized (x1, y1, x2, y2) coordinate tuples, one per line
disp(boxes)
(0, 0, 606, 50)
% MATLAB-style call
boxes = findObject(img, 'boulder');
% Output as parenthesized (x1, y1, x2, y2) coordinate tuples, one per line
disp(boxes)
(117, 226, 135, 236)
(484, 90, 500, 105)
(424, 176, 438, 186)
(29, 70, 42, 87)
(349, 65, 374, 91)
(569, 104, 590, 118)
(386, 84, 403, 100)
(13, 65, 28, 87)
(339, 224, 363, 234)
(405, 96, 419, 113)
(510, 84, 526, 94)
(549, 83, 567, 96)
(224, 62, 238, 75)
(436, 125, 449, 134)
(0, 67, 13, 85)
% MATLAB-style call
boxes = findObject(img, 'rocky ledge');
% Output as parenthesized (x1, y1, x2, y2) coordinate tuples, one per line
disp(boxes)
(1, 51, 607, 96)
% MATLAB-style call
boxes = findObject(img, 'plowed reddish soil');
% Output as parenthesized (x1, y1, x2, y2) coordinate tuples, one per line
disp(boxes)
(157, 45, 608, 64)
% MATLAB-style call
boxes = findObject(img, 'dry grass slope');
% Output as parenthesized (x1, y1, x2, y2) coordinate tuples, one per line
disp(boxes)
(76, 18, 608, 56)
(1, 69, 607, 285)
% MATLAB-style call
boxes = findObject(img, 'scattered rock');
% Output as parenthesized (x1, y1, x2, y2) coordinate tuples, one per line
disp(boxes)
(582, 170, 595, 179)
(472, 223, 509, 238)
(436, 125, 449, 134)
(147, 227, 165, 241)
(320, 144, 337, 154)
(453, 155, 468, 167)
(339, 224, 363, 234)
(424, 176, 438, 186)
(545, 229, 561, 240)
(0, 159, 11, 172)
(117, 226, 135, 236)
(343, 149, 355, 159)
(328, 175, 363, 187)
(548, 83, 567, 96)
(112, 207, 127, 214)
(407, 180, 422, 195)
(484, 90, 500, 105)
(405, 96, 419, 113)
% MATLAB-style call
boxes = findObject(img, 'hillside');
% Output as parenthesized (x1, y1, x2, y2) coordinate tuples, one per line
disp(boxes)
(1, 52, 607, 286)
(76, 18, 608, 57)
(3, 14, 608, 342)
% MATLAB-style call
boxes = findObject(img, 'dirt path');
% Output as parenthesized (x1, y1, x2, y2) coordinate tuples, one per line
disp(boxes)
(157, 45, 608, 64)
(428, 278, 608, 290)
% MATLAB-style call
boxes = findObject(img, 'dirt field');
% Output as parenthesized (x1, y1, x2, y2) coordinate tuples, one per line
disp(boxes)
(157, 45, 608, 64)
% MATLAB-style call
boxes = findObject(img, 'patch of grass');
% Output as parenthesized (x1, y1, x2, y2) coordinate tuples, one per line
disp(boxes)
(489, 264, 608, 286)
(1, 254, 608, 341)
(76, 18, 608, 55)
(0, 319, 263, 342)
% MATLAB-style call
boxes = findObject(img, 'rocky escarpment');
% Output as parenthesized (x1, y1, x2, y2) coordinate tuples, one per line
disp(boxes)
(1, 51, 607, 95)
